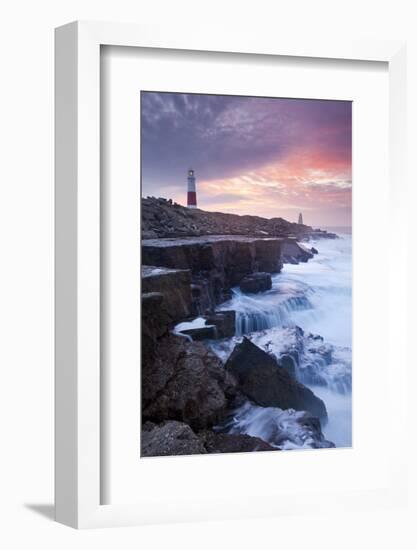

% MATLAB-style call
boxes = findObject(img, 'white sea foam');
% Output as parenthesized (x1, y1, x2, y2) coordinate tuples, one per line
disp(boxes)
(214, 235, 352, 449)
(174, 317, 207, 332)
(220, 401, 334, 450)
(218, 235, 352, 348)
(278, 236, 352, 348)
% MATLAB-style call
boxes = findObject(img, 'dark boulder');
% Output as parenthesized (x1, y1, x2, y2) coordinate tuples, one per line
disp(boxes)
(281, 239, 314, 264)
(311, 247, 318, 254)
(180, 325, 217, 341)
(239, 272, 272, 294)
(142, 333, 237, 430)
(200, 431, 276, 453)
(278, 354, 297, 379)
(141, 421, 207, 457)
(225, 337, 327, 421)
(142, 265, 192, 324)
(204, 310, 236, 338)
(178, 310, 236, 341)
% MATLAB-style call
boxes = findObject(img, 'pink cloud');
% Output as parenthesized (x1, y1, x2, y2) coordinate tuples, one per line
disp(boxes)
(196, 145, 352, 226)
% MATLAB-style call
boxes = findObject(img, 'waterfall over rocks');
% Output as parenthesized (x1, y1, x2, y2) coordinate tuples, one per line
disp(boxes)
(211, 234, 352, 449)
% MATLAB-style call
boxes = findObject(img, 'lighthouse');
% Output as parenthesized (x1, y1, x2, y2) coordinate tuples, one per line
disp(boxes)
(187, 169, 197, 209)
(298, 212, 303, 225)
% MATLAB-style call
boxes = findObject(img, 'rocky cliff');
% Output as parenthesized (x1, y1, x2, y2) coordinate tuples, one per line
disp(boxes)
(142, 235, 284, 314)
(142, 266, 192, 323)
(142, 196, 337, 240)
(140, 201, 334, 456)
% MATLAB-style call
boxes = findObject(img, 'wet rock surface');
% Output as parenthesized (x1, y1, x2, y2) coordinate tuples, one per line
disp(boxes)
(239, 272, 272, 294)
(225, 337, 328, 421)
(203, 310, 235, 338)
(142, 235, 284, 313)
(177, 310, 236, 341)
(139, 198, 344, 455)
(220, 402, 335, 450)
(281, 240, 314, 264)
(212, 326, 351, 396)
(278, 354, 297, 379)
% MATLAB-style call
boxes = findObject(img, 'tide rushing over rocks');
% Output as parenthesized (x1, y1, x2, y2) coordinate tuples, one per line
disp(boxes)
(141, 199, 351, 456)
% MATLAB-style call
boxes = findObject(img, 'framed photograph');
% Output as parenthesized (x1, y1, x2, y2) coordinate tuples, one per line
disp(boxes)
(55, 21, 408, 528)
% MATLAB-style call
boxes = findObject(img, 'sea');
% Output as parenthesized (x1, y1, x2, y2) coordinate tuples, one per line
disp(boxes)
(213, 229, 352, 449)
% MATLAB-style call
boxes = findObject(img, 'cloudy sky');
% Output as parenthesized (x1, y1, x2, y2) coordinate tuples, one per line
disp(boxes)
(141, 91, 352, 227)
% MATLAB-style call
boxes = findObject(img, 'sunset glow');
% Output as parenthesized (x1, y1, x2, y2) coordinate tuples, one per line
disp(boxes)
(141, 92, 352, 227)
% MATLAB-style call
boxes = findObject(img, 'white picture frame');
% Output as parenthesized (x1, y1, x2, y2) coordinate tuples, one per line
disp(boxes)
(55, 20, 407, 529)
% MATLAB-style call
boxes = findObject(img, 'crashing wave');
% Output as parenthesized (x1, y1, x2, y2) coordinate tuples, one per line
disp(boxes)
(218, 281, 314, 336)
(210, 326, 351, 395)
(217, 401, 334, 450)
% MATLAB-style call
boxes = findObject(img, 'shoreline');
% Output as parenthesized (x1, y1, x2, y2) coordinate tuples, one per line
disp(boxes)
(141, 200, 351, 457)
(142, 196, 338, 241)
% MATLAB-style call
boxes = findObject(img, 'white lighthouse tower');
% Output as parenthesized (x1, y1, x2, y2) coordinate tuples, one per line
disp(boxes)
(187, 169, 197, 208)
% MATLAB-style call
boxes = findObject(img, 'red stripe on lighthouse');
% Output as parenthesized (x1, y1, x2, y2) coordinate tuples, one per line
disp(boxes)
(187, 191, 197, 206)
